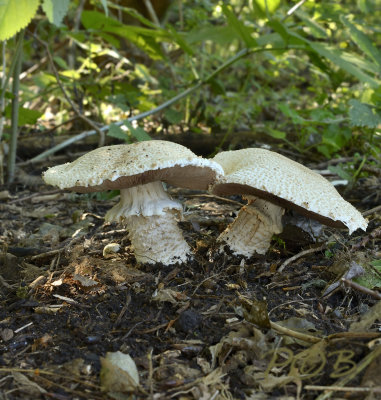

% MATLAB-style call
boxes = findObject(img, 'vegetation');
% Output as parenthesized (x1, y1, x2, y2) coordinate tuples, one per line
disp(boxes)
(0, 0, 380, 179)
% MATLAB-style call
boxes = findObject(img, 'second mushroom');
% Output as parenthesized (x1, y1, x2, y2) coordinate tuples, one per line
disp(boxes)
(210, 148, 368, 258)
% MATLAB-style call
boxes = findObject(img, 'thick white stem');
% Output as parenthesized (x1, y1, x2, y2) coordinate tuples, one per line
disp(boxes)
(126, 212, 190, 265)
(105, 181, 191, 265)
(217, 198, 284, 257)
(105, 181, 182, 222)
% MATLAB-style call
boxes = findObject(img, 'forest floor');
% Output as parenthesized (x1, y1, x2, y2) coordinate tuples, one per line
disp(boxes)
(0, 146, 380, 400)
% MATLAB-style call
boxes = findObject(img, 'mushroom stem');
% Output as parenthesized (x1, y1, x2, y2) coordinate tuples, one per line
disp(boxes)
(105, 181, 191, 265)
(217, 197, 284, 257)
(105, 181, 182, 222)
(126, 212, 190, 265)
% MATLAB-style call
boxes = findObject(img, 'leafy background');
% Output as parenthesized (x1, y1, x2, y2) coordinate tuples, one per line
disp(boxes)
(0, 0, 380, 182)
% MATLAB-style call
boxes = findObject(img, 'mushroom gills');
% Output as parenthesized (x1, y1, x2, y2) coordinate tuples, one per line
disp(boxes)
(217, 196, 284, 257)
(105, 181, 191, 265)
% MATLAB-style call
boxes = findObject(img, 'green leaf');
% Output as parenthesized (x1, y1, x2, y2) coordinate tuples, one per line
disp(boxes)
(107, 123, 129, 142)
(295, 10, 328, 39)
(267, 128, 286, 139)
(167, 25, 194, 56)
(164, 109, 183, 124)
(0, 0, 40, 40)
(322, 126, 352, 151)
(81, 11, 167, 59)
(221, 4, 257, 48)
(4, 105, 42, 125)
(124, 121, 151, 142)
(348, 99, 381, 128)
(341, 16, 381, 68)
(42, 0, 70, 26)
(278, 103, 306, 124)
(308, 42, 380, 88)
(371, 260, 381, 271)
(328, 165, 353, 181)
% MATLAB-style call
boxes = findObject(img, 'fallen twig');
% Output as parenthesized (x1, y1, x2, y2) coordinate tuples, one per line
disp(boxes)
(305, 385, 381, 393)
(0, 367, 100, 389)
(8, 189, 63, 204)
(30, 249, 63, 261)
(362, 204, 381, 217)
(278, 244, 326, 273)
(341, 278, 381, 300)
(269, 321, 321, 344)
(184, 193, 244, 207)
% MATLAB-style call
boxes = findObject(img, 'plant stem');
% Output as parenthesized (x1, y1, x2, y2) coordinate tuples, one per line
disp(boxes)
(7, 30, 24, 184)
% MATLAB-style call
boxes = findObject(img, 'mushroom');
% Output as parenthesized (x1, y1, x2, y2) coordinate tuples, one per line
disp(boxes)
(210, 148, 368, 257)
(43, 140, 224, 265)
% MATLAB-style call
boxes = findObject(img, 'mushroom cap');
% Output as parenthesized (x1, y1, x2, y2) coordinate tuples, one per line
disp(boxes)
(43, 140, 224, 192)
(211, 148, 368, 233)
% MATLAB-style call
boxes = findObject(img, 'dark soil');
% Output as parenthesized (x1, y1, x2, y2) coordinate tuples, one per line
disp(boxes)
(0, 155, 380, 400)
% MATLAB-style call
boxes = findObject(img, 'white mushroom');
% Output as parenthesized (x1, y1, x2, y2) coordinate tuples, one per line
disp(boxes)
(211, 148, 368, 257)
(43, 140, 224, 265)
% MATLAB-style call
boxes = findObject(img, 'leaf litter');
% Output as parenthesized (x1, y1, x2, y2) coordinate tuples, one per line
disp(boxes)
(0, 171, 380, 399)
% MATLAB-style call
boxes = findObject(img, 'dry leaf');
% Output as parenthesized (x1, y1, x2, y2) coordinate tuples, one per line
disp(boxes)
(100, 351, 139, 393)
(152, 288, 189, 304)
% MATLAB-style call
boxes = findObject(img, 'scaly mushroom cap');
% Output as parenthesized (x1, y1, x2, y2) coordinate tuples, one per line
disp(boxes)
(211, 148, 367, 234)
(43, 140, 224, 192)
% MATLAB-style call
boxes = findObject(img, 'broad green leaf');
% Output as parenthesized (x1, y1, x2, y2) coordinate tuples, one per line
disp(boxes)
(322, 126, 352, 151)
(81, 11, 167, 59)
(348, 99, 381, 128)
(121, 7, 159, 29)
(341, 52, 379, 75)
(42, 0, 70, 27)
(124, 121, 151, 142)
(222, 4, 257, 48)
(108, 123, 129, 142)
(267, 20, 289, 45)
(308, 42, 380, 88)
(267, 128, 286, 139)
(354, 263, 381, 289)
(295, 10, 328, 39)
(278, 103, 306, 124)
(0, 0, 40, 40)
(167, 25, 194, 56)
(186, 25, 238, 46)
(328, 165, 353, 181)
(164, 109, 183, 124)
(341, 16, 381, 68)
(4, 105, 42, 125)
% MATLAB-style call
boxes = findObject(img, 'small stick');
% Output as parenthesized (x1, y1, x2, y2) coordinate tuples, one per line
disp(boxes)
(113, 293, 131, 328)
(184, 193, 244, 207)
(341, 278, 381, 300)
(278, 244, 326, 272)
(14, 322, 33, 333)
(9, 189, 63, 204)
(363, 204, 381, 217)
(269, 321, 321, 344)
(30, 249, 63, 261)
(305, 385, 381, 393)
